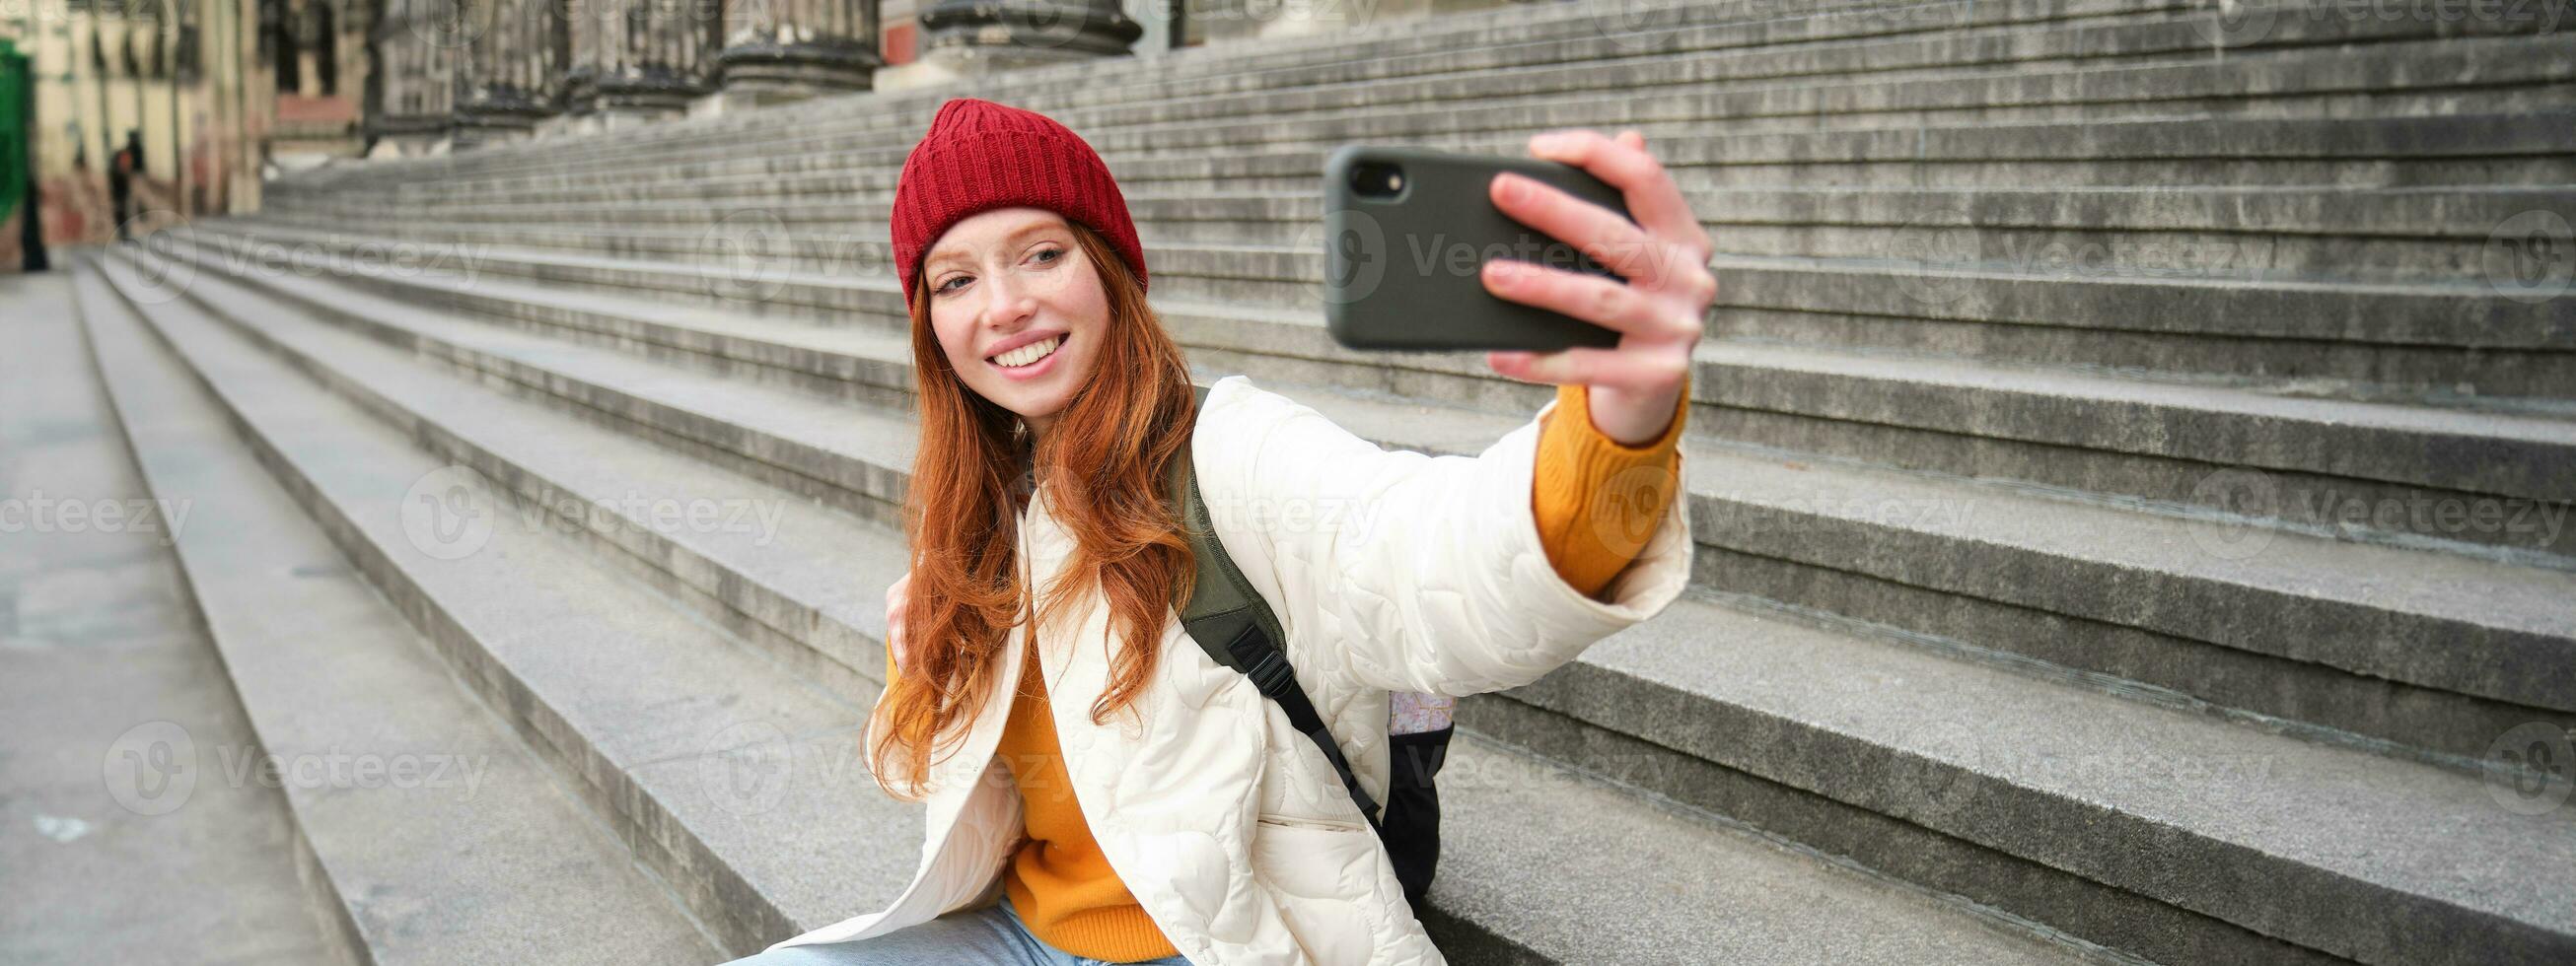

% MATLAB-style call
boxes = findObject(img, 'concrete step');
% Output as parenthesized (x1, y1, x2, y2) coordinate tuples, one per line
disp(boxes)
(78, 244, 2123, 966)
(187, 223, 2576, 518)
(128, 230, 2576, 784)
(299, 0, 2558, 195)
(253, 184, 2573, 291)
(286, 29, 2574, 205)
(68, 259, 726, 964)
(1708, 254, 2576, 401)
(83, 253, 926, 960)
(188, 222, 2576, 748)
(339, 103, 2576, 207)
(106, 240, 2576, 966)
(275, 113, 2576, 213)
(2, 273, 344, 965)
(220, 209, 2576, 390)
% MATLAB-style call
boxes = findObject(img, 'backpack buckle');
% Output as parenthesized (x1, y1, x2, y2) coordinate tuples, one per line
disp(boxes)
(1227, 624, 1296, 697)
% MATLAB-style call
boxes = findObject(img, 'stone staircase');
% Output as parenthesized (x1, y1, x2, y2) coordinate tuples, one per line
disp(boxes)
(65, 0, 2576, 962)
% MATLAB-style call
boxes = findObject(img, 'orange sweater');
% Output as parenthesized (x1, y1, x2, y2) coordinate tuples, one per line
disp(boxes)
(893, 380, 1689, 961)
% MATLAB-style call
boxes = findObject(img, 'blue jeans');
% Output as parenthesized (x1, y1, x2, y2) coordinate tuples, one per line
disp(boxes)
(720, 893, 1195, 966)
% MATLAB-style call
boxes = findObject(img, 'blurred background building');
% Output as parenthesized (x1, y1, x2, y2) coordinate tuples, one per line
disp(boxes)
(3, 0, 1535, 259)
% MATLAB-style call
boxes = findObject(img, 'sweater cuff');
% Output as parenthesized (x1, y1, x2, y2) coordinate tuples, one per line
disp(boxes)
(1532, 380, 1689, 599)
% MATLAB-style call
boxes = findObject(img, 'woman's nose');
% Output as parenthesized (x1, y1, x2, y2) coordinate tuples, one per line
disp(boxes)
(979, 275, 1035, 325)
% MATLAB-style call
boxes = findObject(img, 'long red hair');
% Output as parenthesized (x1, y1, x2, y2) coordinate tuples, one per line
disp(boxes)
(869, 220, 1201, 800)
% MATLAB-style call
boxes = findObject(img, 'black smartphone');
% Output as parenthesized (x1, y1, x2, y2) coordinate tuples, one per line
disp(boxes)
(1321, 144, 1636, 352)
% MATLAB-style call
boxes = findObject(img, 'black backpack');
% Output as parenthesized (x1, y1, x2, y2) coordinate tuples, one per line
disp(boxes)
(1162, 382, 1454, 916)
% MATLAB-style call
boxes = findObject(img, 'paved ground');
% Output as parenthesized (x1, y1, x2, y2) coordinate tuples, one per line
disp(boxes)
(0, 267, 341, 965)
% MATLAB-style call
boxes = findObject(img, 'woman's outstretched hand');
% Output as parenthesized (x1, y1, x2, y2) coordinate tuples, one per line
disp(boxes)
(887, 570, 914, 676)
(1483, 129, 1715, 446)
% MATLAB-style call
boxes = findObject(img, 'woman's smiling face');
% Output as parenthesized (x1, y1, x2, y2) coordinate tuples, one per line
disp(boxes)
(923, 207, 1110, 445)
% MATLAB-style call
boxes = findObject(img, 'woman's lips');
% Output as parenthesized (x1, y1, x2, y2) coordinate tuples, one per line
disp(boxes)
(989, 334, 1065, 381)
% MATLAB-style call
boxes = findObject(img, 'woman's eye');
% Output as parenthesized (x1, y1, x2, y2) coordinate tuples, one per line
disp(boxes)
(934, 248, 1058, 296)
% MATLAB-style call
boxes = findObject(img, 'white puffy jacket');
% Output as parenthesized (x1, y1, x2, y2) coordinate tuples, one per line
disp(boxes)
(765, 375, 1695, 964)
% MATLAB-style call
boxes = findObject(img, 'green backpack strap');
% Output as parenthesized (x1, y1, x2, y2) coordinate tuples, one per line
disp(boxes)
(1167, 382, 1387, 828)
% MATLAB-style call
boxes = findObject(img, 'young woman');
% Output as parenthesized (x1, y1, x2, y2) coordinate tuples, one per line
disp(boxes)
(724, 98, 1714, 966)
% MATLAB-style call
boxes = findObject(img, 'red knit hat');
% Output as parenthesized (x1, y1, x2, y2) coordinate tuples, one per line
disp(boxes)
(891, 98, 1149, 306)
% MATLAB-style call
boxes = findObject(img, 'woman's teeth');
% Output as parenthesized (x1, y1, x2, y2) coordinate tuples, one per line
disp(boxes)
(991, 335, 1064, 369)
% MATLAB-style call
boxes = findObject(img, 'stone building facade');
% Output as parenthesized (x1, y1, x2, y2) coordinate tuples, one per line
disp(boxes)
(364, 0, 1542, 154)
(0, 0, 372, 251)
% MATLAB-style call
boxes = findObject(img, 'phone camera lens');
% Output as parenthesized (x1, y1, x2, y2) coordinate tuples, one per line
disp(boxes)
(1350, 162, 1406, 200)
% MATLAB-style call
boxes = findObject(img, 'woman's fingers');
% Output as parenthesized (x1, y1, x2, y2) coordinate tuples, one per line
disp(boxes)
(1526, 128, 1715, 266)
(887, 573, 912, 673)
(1487, 345, 1690, 392)
(1487, 171, 1664, 285)
(1482, 257, 1708, 342)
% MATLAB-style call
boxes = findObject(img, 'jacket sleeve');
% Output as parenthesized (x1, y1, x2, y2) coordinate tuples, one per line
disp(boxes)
(1192, 376, 1694, 697)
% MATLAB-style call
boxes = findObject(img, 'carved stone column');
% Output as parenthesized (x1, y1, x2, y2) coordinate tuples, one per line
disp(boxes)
(454, 0, 568, 147)
(716, 0, 883, 105)
(915, 0, 1141, 75)
(564, 0, 721, 123)
(367, 0, 461, 155)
